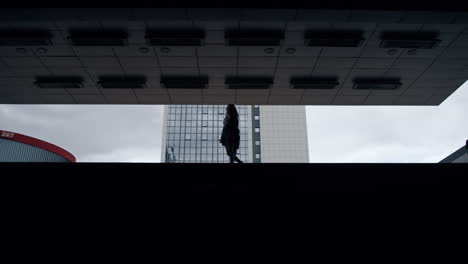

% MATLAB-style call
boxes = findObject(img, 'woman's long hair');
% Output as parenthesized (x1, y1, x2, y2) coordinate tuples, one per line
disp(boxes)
(226, 104, 239, 119)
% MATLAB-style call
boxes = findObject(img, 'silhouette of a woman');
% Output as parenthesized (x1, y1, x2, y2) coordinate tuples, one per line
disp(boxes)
(220, 104, 243, 163)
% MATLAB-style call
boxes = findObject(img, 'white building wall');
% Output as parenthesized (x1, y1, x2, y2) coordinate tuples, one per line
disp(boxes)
(246, 105, 253, 163)
(259, 105, 309, 163)
(160, 105, 168, 162)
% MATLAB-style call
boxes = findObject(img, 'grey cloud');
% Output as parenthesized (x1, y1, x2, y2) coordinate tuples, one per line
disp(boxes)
(0, 105, 165, 162)
(306, 81, 468, 163)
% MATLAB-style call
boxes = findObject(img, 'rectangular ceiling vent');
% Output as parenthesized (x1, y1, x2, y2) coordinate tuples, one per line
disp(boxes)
(160, 76, 209, 89)
(379, 31, 440, 49)
(97, 76, 146, 89)
(145, 29, 205, 46)
(0, 29, 53, 46)
(353, 78, 402, 90)
(225, 77, 273, 89)
(34, 76, 83, 88)
(68, 29, 128, 46)
(290, 77, 340, 89)
(304, 30, 365, 47)
(225, 29, 284, 46)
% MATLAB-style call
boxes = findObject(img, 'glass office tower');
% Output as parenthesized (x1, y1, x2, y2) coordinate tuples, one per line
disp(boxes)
(161, 105, 309, 163)
(161, 105, 252, 163)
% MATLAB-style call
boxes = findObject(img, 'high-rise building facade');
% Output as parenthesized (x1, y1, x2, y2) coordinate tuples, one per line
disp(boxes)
(257, 105, 309, 163)
(161, 105, 252, 163)
(161, 105, 309, 163)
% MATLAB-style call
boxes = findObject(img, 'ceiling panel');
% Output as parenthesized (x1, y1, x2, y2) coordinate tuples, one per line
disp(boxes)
(2, 57, 43, 67)
(155, 47, 197, 57)
(161, 67, 199, 76)
(279, 46, 321, 57)
(80, 57, 120, 68)
(137, 94, 171, 104)
(277, 57, 316, 68)
(331, 95, 367, 105)
(40, 56, 81, 68)
(301, 95, 334, 105)
(0, 8, 465, 105)
(315, 57, 356, 68)
(158, 57, 197, 68)
(197, 46, 237, 57)
(237, 57, 277, 68)
(237, 67, 275, 76)
(320, 47, 363, 57)
(113, 46, 156, 57)
(198, 57, 237, 68)
(268, 95, 302, 104)
(354, 58, 394, 68)
(73, 47, 115, 57)
(350, 10, 402, 23)
(105, 94, 139, 104)
(119, 57, 159, 68)
(400, 11, 457, 24)
(238, 46, 280, 57)
(363, 95, 398, 105)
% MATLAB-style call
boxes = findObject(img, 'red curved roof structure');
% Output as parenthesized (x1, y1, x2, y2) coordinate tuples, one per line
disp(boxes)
(0, 130, 76, 162)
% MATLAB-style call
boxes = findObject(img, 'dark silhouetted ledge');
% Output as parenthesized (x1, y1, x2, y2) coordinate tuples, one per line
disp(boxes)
(4, 163, 467, 207)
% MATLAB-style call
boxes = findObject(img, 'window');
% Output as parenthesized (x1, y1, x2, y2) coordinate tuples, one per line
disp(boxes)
(255, 141, 260, 145)
(255, 154, 261, 159)
(254, 116, 259, 120)
(255, 128, 260, 133)
(185, 134, 191, 140)
(202, 134, 208, 141)
(254, 105, 259, 108)
(202, 120, 208, 127)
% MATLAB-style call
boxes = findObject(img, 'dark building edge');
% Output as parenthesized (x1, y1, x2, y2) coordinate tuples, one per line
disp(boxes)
(439, 141, 468, 163)
(5, 163, 468, 208)
(2, 2, 468, 11)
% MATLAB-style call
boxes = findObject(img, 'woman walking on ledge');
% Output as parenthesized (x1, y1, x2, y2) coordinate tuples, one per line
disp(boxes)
(220, 104, 243, 163)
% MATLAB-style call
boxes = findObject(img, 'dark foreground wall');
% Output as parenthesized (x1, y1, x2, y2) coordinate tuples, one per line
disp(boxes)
(5, 163, 467, 207)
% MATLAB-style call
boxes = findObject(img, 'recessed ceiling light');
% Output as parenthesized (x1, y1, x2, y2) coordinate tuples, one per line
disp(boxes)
(36, 47, 47, 54)
(16, 47, 27, 54)
(138, 47, 149, 54)
(286, 48, 296, 54)
(160, 47, 171, 53)
(225, 29, 284, 46)
(264, 48, 274, 54)
(387, 49, 398, 55)
(407, 49, 417, 55)
(145, 29, 205, 46)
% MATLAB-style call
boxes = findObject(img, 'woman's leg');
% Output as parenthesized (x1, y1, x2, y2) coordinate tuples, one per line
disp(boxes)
(225, 145, 234, 163)
(231, 146, 243, 163)
(234, 155, 243, 163)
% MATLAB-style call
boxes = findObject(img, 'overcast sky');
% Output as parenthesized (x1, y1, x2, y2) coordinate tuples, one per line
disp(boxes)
(1, 81, 467, 163)
(306, 80, 468, 163)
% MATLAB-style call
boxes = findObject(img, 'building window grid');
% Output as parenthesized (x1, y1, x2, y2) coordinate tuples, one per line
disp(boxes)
(166, 105, 249, 163)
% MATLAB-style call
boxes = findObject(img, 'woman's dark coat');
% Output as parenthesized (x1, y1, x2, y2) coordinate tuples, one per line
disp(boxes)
(220, 115, 240, 151)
